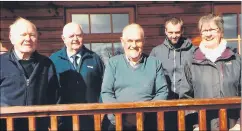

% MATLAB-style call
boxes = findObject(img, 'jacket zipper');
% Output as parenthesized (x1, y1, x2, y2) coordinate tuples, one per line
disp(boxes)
(214, 63, 224, 98)
(25, 77, 30, 105)
(26, 79, 30, 86)
(173, 50, 176, 93)
(220, 64, 224, 97)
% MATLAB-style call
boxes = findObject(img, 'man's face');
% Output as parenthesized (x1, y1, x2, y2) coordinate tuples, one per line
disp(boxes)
(200, 21, 222, 49)
(165, 22, 183, 44)
(9, 22, 38, 54)
(62, 24, 83, 52)
(121, 27, 144, 62)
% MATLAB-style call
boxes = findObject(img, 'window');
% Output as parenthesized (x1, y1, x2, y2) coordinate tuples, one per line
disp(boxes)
(214, 5, 241, 54)
(66, 8, 134, 64)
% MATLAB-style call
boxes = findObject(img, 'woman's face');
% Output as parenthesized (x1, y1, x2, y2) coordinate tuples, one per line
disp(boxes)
(200, 21, 222, 49)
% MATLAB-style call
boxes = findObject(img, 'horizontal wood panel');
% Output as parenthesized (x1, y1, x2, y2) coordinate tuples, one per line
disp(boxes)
(1, 1, 52, 8)
(138, 3, 212, 15)
(144, 36, 165, 46)
(214, 5, 241, 14)
(0, 8, 64, 18)
(137, 14, 206, 26)
(52, 1, 111, 7)
(53, 1, 158, 7)
(0, 18, 64, 29)
(137, 17, 166, 26)
(1, 42, 63, 50)
(143, 25, 199, 37)
(144, 34, 198, 47)
(143, 27, 161, 37)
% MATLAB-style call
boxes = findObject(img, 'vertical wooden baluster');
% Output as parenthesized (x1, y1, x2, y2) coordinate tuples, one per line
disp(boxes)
(115, 113, 122, 131)
(219, 108, 227, 131)
(199, 110, 207, 131)
(7, 117, 14, 131)
(50, 116, 58, 130)
(28, 116, 36, 131)
(94, 114, 101, 131)
(72, 115, 80, 131)
(136, 112, 144, 131)
(240, 110, 242, 131)
(157, 111, 165, 131)
(178, 110, 185, 131)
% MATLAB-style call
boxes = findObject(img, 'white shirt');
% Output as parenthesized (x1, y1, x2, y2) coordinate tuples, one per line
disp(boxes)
(67, 51, 81, 68)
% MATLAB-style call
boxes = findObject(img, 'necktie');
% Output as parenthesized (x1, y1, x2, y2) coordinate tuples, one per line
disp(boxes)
(73, 55, 79, 71)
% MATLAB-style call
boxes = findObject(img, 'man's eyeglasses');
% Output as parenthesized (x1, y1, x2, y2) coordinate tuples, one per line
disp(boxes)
(201, 28, 219, 35)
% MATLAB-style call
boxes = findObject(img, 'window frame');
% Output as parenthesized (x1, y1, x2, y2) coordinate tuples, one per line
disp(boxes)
(66, 8, 135, 43)
(214, 4, 241, 54)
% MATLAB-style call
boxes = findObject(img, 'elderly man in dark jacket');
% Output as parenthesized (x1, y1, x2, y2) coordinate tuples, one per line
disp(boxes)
(0, 17, 60, 131)
(50, 22, 104, 131)
(150, 17, 195, 130)
(180, 14, 241, 131)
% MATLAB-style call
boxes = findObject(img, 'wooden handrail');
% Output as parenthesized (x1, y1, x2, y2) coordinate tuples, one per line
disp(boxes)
(0, 97, 240, 131)
(0, 97, 240, 118)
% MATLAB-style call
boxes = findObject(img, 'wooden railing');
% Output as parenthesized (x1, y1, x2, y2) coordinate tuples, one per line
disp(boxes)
(0, 97, 241, 131)
(226, 35, 241, 54)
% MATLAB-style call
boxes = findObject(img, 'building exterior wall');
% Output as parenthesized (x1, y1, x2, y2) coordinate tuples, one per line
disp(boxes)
(0, 1, 241, 56)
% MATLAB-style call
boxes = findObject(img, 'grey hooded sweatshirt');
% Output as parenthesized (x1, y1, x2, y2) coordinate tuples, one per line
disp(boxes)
(150, 37, 195, 99)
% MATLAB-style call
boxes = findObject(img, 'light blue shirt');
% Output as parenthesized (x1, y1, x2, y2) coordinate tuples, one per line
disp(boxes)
(67, 51, 81, 69)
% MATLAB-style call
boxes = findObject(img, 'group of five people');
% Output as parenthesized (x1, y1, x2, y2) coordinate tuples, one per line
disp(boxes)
(0, 13, 240, 131)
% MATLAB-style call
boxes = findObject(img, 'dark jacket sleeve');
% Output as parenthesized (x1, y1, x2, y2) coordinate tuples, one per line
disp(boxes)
(96, 56, 105, 103)
(179, 61, 198, 128)
(179, 61, 194, 99)
(152, 62, 168, 100)
(47, 62, 61, 104)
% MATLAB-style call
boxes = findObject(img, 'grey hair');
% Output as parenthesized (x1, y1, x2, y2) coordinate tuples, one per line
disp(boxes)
(198, 14, 224, 33)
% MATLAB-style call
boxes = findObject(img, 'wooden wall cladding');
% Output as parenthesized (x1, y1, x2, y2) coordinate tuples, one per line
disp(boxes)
(0, 6, 64, 56)
(0, 8, 64, 18)
(137, 3, 212, 15)
(0, 1, 240, 56)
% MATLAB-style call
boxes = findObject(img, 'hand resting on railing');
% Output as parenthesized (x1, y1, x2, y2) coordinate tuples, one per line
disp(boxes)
(193, 123, 241, 131)
(229, 124, 240, 131)
(193, 126, 199, 131)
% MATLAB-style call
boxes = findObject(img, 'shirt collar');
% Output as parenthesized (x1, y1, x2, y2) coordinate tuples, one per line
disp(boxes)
(125, 54, 143, 68)
(67, 49, 82, 60)
(13, 49, 21, 60)
(13, 49, 34, 61)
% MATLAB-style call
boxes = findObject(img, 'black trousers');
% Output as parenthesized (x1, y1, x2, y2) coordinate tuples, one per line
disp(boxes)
(59, 115, 94, 131)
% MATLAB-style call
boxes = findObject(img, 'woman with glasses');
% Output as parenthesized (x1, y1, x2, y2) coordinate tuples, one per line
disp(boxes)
(179, 14, 241, 131)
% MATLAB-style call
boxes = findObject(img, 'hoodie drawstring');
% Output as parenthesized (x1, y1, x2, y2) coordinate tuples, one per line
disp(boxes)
(168, 49, 170, 59)
(180, 49, 182, 65)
